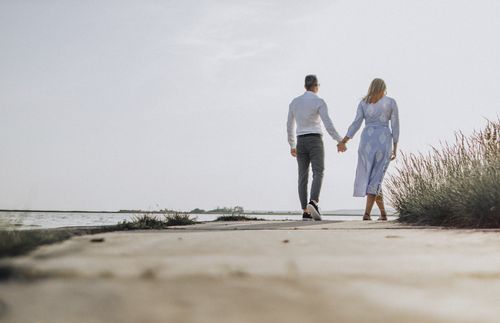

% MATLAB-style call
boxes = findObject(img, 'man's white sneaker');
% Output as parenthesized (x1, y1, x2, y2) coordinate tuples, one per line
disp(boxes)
(306, 201, 322, 221)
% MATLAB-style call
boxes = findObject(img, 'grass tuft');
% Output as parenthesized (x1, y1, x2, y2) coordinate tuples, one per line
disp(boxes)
(116, 212, 196, 229)
(215, 215, 264, 221)
(0, 212, 196, 259)
(387, 119, 500, 228)
(165, 213, 197, 226)
(0, 230, 72, 258)
(116, 214, 169, 230)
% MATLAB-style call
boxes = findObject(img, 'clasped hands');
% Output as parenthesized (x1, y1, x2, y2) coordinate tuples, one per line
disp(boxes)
(290, 141, 347, 157)
(337, 142, 347, 153)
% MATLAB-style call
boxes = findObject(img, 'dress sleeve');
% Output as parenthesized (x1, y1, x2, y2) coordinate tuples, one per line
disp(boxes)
(318, 100, 342, 142)
(287, 103, 296, 148)
(390, 99, 400, 144)
(346, 102, 364, 139)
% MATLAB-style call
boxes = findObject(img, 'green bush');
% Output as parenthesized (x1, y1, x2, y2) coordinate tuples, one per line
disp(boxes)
(387, 120, 499, 228)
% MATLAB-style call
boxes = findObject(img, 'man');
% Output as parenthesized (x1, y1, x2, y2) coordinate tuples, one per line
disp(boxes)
(287, 75, 346, 221)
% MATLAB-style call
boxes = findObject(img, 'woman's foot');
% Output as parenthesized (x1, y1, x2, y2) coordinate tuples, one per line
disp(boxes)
(377, 208, 388, 221)
(363, 213, 372, 221)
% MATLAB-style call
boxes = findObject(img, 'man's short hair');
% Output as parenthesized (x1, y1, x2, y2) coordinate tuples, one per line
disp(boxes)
(305, 75, 318, 91)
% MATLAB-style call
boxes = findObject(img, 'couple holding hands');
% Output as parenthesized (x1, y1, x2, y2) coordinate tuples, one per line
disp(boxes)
(287, 75, 400, 221)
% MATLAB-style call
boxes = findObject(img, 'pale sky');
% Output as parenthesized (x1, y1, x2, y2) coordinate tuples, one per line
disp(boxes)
(1, 0, 499, 212)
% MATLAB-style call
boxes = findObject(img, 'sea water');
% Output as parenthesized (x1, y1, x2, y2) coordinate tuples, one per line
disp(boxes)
(0, 211, 396, 230)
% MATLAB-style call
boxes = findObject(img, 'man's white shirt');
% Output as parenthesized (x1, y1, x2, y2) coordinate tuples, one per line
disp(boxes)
(287, 91, 342, 148)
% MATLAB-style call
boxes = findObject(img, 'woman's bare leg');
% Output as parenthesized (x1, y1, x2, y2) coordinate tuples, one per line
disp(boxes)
(363, 194, 376, 220)
(375, 195, 387, 220)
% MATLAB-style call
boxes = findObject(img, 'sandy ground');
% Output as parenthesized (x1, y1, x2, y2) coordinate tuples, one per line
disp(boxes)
(2, 220, 500, 323)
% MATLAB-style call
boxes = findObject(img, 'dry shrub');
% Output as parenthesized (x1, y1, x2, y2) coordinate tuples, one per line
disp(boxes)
(387, 119, 499, 227)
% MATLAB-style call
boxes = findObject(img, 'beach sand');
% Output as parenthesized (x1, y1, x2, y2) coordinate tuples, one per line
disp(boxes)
(2, 220, 500, 323)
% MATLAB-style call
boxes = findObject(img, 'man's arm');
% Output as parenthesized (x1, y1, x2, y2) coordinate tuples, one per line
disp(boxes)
(318, 100, 342, 142)
(287, 104, 296, 156)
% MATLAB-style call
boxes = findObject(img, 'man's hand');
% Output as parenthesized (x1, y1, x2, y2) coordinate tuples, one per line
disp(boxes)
(337, 142, 347, 153)
(291, 148, 297, 157)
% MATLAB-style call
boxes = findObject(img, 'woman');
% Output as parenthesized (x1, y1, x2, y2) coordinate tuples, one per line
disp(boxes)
(339, 78, 399, 220)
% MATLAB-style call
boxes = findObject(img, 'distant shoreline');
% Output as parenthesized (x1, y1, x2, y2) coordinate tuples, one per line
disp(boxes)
(0, 209, 290, 214)
(0, 209, 377, 216)
(0, 209, 128, 214)
(0, 209, 304, 215)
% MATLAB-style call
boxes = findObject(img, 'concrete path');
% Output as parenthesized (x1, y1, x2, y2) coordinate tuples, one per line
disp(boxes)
(1, 221, 500, 323)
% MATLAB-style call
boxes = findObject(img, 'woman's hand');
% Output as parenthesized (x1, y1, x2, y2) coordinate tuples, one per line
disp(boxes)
(391, 143, 398, 160)
(291, 148, 297, 157)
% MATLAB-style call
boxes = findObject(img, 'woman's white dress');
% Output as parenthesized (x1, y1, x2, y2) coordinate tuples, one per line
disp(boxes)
(346, 96, 400, 197)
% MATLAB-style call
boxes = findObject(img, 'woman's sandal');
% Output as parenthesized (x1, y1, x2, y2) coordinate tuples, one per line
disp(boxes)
(363, 213, 372, 221)
(377, 214, 388, 221)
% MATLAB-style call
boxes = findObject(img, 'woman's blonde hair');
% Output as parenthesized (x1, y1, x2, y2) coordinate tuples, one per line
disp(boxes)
(363, 78, 387, 103)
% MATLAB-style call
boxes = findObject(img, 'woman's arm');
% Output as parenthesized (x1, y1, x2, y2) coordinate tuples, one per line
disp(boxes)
(339, 102, 364, 148)
(346, 102, 364, 139)
(390, 99, 400, 159)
